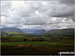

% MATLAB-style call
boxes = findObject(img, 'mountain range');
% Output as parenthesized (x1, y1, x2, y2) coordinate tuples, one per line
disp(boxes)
(47, 28, 74, 36)
(22, 29, 46, 34)
(1, 27, 23, 33)
(0, 30, 8, 36)
(0, 27, 74, 36)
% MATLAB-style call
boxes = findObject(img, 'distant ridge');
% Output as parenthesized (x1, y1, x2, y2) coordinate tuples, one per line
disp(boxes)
(22, 29, 46, 35)
(1, 27, 74, 36)
(47, 28, 74, 35)
(0, 31, 8, 36)
(1, 27, 24, 33)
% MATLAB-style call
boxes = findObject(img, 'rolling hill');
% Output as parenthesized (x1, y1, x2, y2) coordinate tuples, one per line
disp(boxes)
(1, 27, 74, 36)
(47, 28, 74, 36)
(0, 31, 8, 36)
(1, 27, 24, 33)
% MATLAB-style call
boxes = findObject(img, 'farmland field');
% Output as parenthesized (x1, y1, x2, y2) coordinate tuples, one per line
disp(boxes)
(1, 29, 74, 55)
(1, 36, 74, 55)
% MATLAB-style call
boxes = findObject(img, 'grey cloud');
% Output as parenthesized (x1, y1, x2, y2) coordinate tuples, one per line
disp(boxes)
(1, 0, 75, 29)
(70, 16, 75, 22)
(55, 0, 75, 21)
(60, 0, 74, 5)
(1, 1, 11, 17)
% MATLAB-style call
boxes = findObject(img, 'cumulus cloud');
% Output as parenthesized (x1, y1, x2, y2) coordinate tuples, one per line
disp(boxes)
(1, 0, 75, 30)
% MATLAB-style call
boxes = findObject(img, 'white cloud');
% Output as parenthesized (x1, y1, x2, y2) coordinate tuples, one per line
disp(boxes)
(1, 0, 74, 30)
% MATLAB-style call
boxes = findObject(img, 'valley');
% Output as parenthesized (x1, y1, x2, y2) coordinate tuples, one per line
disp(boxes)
(0, 27, 74, 55)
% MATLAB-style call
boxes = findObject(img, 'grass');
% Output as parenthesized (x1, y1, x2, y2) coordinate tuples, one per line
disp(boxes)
(1, 34, 74, 55)
(1, 41, 74, 55)
(1, 42, 60, 46)
(1, 41, 73, 46)
(7, 32, 24, 34)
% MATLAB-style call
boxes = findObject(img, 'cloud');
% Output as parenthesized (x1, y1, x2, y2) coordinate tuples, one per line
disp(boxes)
(1, 0, 75, 30)
(60, 0, 74, 5)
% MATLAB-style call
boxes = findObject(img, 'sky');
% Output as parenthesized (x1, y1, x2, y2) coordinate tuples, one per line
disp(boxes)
(0, 0, 75, 30)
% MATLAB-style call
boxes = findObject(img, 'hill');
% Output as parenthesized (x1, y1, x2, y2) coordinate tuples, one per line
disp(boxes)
(22, 29, 46, 35)
(0, 30, 8, 36)
(47, 28, 74, 36)
(1, 27, 24, 33)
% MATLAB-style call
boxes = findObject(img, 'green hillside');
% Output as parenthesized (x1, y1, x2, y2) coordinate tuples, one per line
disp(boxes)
(47, 28, 74, 35)
(1, 27, 24, 33)
(0, 31, 8, 36)
(7, 32, 25, 34)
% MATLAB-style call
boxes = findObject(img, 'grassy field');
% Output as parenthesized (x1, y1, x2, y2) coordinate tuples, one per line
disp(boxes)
(7, 32, 24, 34)
(1, 34, 74, 55)
(1, 41, 73, 46)
(1, 41, 74, 55)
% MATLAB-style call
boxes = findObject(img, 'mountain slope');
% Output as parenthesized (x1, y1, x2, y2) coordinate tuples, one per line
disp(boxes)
(22, 29, 46, 35)
(0, 31, 8, 36)
(22, 29, 37, 33)
(1, 27, 24, 33)
(47, 28, 74, 36)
